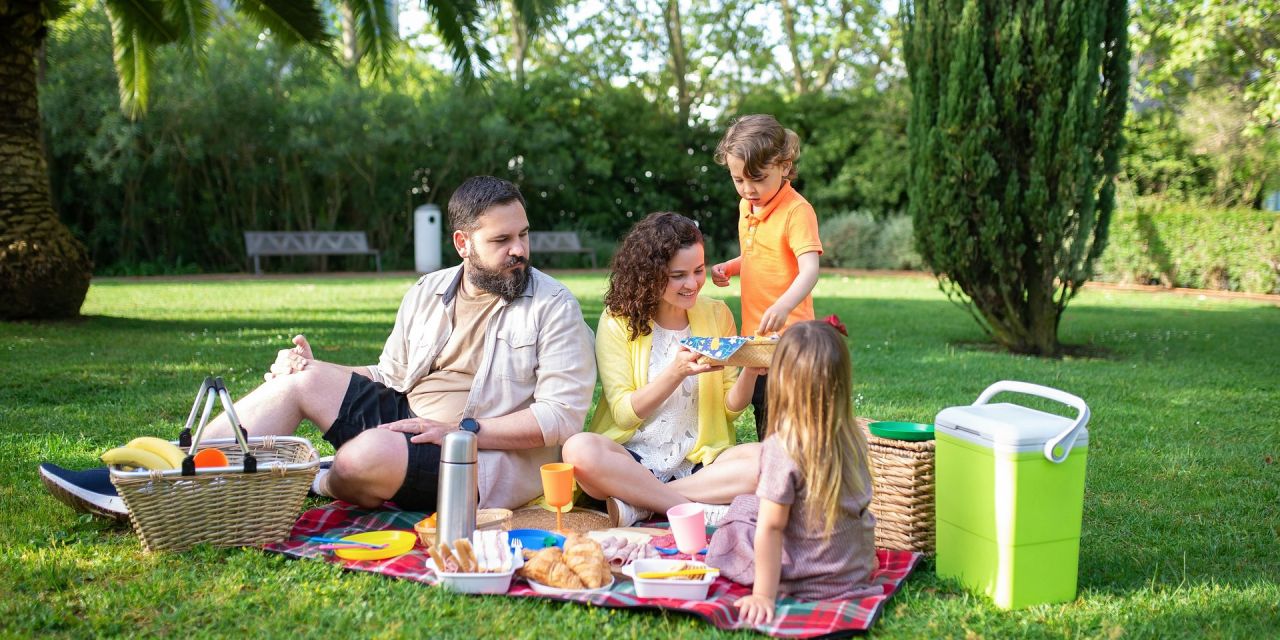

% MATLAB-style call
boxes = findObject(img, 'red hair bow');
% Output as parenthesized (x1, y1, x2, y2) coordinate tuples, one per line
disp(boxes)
(823, 314, 848, 336)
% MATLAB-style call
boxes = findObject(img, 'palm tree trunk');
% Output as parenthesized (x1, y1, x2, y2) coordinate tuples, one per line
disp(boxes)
(1, 0, 92, 319)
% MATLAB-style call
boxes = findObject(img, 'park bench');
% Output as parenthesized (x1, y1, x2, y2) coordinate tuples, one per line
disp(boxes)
(244, 231, 382, 275)
(529, 231, 596, 268)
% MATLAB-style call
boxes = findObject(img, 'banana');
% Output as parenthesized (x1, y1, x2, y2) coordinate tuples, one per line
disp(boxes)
(126, 436, 187, 468)
(101, 446, 174, 471)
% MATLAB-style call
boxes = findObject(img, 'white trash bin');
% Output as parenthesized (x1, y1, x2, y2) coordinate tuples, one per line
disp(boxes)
(414, 204, 442, 273)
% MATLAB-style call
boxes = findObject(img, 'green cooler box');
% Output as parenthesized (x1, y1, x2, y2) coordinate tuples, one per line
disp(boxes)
(935, 381, 1091, 609)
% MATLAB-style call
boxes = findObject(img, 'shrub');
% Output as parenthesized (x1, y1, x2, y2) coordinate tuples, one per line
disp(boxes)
(1095, 198, 1280, 294)
(819, 211, 922, 270)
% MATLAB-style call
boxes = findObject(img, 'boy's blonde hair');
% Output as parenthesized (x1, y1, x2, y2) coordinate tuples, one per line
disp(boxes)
(766, 321, 871, 535)
(714, 114, 801, 181)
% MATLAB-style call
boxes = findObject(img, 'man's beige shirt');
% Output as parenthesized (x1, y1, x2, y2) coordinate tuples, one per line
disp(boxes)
(366, 265, 596, 509)
(406, 285, 501, 421)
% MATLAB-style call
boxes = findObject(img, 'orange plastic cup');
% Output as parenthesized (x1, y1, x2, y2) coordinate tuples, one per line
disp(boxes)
(540, 462, 575, 532)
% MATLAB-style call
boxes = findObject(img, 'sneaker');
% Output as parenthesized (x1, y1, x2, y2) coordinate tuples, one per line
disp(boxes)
(38, 463, 129, 522)
(698, 502, 730, 528)
(606, 496, 651, 527)
(308, 456, 334, 498)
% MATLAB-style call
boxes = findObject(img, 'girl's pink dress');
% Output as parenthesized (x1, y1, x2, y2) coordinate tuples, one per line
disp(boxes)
(705, 435, 880, 600)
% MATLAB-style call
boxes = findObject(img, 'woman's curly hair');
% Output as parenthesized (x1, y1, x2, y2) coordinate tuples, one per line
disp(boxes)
(605, 212, 704, 341)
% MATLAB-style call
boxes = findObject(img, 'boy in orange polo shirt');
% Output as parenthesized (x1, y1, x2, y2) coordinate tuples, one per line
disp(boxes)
(710, 114, 823, 441)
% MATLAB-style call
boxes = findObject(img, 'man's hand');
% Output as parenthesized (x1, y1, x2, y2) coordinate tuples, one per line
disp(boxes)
(265, 335, 314, 380)
(711, 262, 732, 287)
(734, 593, 776, 625)
(757, 302, 794, 335)
(379, 417, 458, 444)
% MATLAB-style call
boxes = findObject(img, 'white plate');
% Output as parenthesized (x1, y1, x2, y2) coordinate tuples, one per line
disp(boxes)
(524, 575, 615, 596)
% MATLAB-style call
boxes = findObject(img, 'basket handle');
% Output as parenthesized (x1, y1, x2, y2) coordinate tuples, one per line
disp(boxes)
(972, 380, 1090, 464)
(178, 376, 212, 449)
(181, 377, 257, 475)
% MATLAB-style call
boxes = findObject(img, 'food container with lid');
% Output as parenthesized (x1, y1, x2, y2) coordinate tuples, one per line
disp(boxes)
(622, 559, 718, 600)
(429, 555, 522, 595)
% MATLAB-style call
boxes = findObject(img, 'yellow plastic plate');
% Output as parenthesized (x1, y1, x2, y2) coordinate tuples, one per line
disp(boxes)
(333, 530, 417, 561)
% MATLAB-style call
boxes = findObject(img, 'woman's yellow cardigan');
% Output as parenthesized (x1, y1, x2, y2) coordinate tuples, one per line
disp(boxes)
(588, 297, 744, 465)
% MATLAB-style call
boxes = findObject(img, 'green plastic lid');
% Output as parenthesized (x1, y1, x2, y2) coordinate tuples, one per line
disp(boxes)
(868, 421, 935, 441)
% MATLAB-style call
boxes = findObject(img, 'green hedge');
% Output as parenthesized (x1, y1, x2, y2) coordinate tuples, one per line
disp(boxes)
(815, 203, 1280, 296)
(1095, 200, 1280, 294)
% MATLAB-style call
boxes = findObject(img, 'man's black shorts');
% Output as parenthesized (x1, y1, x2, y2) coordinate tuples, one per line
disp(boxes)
(323, 373, 440, 511)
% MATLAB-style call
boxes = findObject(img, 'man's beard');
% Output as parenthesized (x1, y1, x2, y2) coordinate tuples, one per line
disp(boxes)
(466, 254, 530, 301)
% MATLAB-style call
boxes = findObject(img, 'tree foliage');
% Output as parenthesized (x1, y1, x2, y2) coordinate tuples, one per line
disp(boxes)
(1, 0, 548, 319)
(903, 0, 1130, 355)
(41, 3, 908, 275)
(1125, 0, 1280, 206)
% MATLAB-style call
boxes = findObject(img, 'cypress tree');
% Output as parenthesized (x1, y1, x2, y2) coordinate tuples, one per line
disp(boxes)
(902, 0, 1129, 355)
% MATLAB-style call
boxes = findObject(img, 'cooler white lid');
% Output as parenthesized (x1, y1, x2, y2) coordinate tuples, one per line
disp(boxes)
(936, 403, 1089, 449)
(933, 381, 1091, 462)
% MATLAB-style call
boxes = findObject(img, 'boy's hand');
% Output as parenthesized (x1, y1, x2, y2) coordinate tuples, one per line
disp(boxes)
(711, 262, 732, 287)
(757, 303, 794, 335)
(734, 593, 776, 625)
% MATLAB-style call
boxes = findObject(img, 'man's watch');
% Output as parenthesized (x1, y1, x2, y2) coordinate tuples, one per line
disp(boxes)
(459, 418, 481, 434)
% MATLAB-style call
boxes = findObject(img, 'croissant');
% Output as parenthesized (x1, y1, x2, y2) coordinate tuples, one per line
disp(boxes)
(518, 547, 559, 580)
(518, 547, 586, 589)
(562, 534, 611, 588)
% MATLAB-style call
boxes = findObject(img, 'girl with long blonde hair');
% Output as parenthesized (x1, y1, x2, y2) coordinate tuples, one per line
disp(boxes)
(706, 321, 879, 622)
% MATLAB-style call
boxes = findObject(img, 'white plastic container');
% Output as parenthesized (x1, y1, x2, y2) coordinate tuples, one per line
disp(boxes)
(429, 555, 522, 595)
(623, 559, 718, 600)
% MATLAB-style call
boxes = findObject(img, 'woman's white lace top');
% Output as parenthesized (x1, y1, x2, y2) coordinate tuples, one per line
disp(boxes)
(627, 324, 699, 482)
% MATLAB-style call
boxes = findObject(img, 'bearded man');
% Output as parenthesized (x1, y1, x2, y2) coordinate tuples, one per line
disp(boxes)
(203, 176, 596, 510)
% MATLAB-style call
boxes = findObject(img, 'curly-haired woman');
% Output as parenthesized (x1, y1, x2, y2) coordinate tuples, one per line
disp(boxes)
(562, 212, 762, 527)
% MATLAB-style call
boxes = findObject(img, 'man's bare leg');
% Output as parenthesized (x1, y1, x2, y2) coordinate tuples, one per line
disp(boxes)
(204, 364, 354, 439)
(323, 428, 410, 508)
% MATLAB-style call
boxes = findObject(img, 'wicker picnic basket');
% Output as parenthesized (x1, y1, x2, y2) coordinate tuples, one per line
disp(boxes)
(110, 377, 318, 552)
(720, 341, 777, 368)
(859, 418, 936, 554)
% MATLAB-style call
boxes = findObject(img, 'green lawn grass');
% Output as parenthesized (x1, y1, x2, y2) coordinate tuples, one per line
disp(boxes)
(2, 273, 1277, 638)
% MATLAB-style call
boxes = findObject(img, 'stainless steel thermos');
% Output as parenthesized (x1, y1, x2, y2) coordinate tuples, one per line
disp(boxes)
(436, 430, 478, 545)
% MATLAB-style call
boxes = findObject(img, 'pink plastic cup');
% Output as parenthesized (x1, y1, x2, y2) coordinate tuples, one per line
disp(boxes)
(667, 503, 707, 555)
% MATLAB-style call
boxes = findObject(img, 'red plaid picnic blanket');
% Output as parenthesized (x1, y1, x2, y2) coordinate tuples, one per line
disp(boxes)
(265, 502, 922, 638)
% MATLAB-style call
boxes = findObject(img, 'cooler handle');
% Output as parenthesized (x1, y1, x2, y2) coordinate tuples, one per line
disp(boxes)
(973, 380, 1090, 464)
